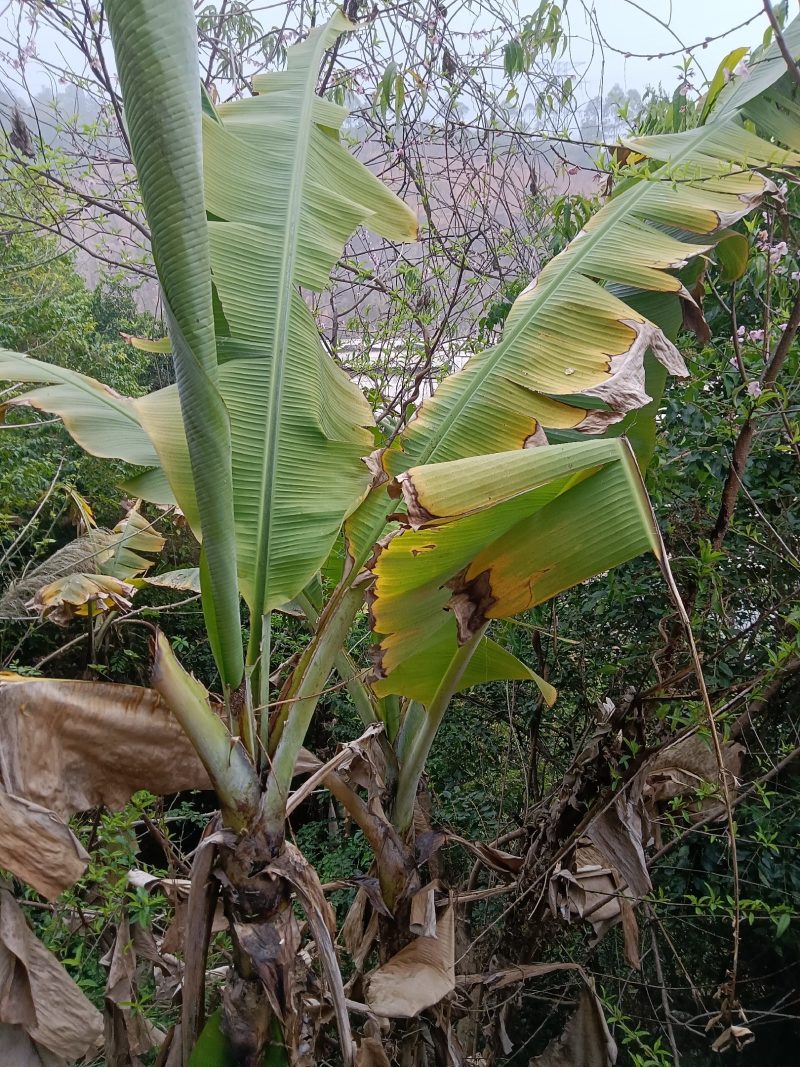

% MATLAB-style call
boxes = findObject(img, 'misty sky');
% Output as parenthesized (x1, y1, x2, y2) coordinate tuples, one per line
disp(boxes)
(1, 0, 789, 105)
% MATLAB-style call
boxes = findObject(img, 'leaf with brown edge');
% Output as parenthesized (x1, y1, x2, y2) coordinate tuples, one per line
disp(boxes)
(30, 572, 136, 624)
(368, 441, 659, 685)
(366, 905, 455, 1019)
(0, 791, 88, 900)
(0, 887, 103, 1064)
(0, 673, 211, 819)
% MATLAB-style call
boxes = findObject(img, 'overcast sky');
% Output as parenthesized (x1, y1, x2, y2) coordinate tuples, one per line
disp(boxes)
(1, 0, 791, 103)
(566, 0, 779, 98)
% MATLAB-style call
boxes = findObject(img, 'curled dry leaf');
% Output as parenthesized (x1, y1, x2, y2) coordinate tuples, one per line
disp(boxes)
(126, 870, 226, 956)
(367, 905, 455, 1019)
(530, 985, 617, 1066)
(264, 844, 354, 1067)
(550, 732, 747, 957)
(341, 890, 379, 974)
(448, 833, 524, 876)
(103, 911, 165, 1063)
(30, 572, 136, 625)
(710, 1023, 754, 1053)
(586, 779, 651, 899)
(0, 887, 103, 1064)
(0, 674, 211, 819)
(549, 844, 624, 943)
(409, 881, 439, 938)
(0, 790, 88, 901)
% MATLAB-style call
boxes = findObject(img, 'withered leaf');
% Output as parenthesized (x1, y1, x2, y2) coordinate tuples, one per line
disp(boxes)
(0, 887, 103, 1063)
(367, 905, 455, 1018)
(0, 791, 88, 901)
(0, 674, 211, 818)
(103, 912, 164, 1064)
(410, 881, 439, 938)
(449, 833, 524, 876)
(531, 986, 617, 1066)
(356, 1035, 391, 1067)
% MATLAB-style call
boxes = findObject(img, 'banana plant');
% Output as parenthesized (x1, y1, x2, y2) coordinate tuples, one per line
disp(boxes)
(1, 2, 799, 1061)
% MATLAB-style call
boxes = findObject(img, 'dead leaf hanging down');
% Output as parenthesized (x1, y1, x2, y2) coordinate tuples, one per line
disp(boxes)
(0, 510, 166, 623)
(710, 1023, 754, 1053)
(530, 985, 617, 1066)
(341, 889, 379, 974)
(586, 783, 651, 902)
(286, 721, 385, 816)
(0, 790, 89, 901)
(0, 674, 212, 819)
(448, 833, 524, 876)
(235, 912, 301, 1024)
(0, 887, 103, 1064)
(471, 961, 584, 992)
(367, 905, 455, 1019)
(127, 870, 227, 958)
(264, 844, 355, 1067)
(103, 912, 165, 1065)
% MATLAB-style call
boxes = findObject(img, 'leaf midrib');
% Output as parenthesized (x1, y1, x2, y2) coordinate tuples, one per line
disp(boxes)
(250, 39, 331, 622)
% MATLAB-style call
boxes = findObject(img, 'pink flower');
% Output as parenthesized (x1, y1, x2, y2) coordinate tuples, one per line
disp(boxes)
(733, 58, 750, 79)
(748, 329, 765, 343)
(769, 241, 788, 264)
(736, 325, 746, 340)
(747, 381, 762, 398)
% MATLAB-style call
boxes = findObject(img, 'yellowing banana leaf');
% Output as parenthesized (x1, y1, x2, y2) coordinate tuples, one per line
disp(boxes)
(102, 509, 167, 579)
(345, 39, 800, 570)
(369, 441, 659, 680)
(121, 332, 171, 353)
(31, 573, 136, 624)
(371, 619, 557, 707)
(391, 111, 796, 475)
(138, 567, 201, 593)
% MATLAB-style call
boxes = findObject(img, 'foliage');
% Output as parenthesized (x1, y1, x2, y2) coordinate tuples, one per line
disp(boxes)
(0, 4, 799, 1066)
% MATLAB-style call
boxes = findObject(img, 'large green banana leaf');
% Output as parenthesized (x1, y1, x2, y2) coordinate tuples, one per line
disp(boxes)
(1, 8, 416, 674)
(109, 6, 416, 654)
(106, 0, 242, 684)
(369, 440, 660, 693)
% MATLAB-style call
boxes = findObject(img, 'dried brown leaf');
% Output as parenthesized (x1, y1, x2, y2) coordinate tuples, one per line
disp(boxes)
(356, 1035, 391, 1067)
(530, 986, 617, 1066)
(103, 912, 164, 1064)
(0, 791, 88, 900)
(367, 905, 455, 1018)
(0, 887, 103, 1063)
(449, 833, 524, 876)
(410, 881, 439, 938)
(0, 674, 211, 818)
